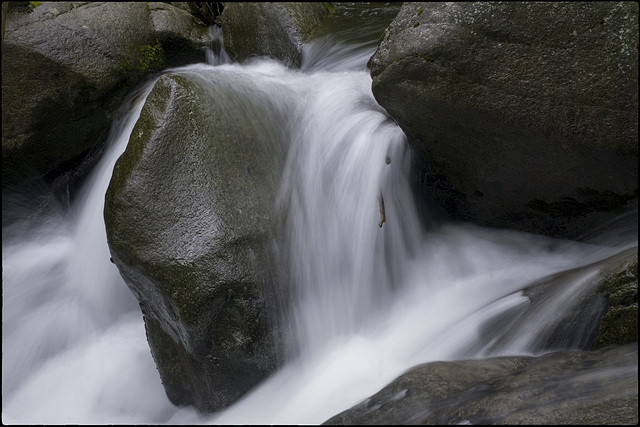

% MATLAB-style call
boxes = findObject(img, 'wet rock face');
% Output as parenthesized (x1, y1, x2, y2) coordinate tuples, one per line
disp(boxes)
(369, 2, 638, 239)
(324, 246, 639, 425)
(221, 2, 331, 67)
(104, 72, 289, 412)
(324, 343, 638, 425)
(595, 256, 638, 348)
(469, 247, 638, 355)
(2, 2, 211, 192)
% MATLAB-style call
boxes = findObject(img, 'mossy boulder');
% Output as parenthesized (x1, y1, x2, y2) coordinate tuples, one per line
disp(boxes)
(368, 2, 638, 239)
(2, 2, 211, 193)
(324, 344, 638, 425)
(221, 2, 332, 67)
(104, 70, 291, 412)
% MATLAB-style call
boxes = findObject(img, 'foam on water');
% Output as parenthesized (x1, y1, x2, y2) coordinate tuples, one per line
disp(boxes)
(2, 6, 637, 424)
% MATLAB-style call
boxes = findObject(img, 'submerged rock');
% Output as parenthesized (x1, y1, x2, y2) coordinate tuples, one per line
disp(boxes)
(324, 343, 638, 425)
(369, 2, 638, 239)
(2, 1, 211, 193)
(325, 245, 638, 425)
(104, 71, 290, 412)
(221, 2, 332, 67)
(469, 246, 638, 355)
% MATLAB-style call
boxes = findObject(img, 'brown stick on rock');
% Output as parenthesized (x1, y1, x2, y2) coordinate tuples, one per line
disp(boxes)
(379, 192, 386, 228)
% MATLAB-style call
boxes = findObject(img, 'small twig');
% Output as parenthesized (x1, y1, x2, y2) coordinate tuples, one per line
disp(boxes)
(378, 192, 386, 228)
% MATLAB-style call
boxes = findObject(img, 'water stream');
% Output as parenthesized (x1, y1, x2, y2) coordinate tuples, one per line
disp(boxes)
(2, 4, 637, 425)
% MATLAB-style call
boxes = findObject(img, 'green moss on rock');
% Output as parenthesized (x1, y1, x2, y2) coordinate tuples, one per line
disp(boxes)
(595, 258, 638, 348)
(322, 2, 335, 14)
(110, 40, 166, 81)
(138, 40, 165, 74)
(113, 59, 134, 76)
(596, 304, 638, 347)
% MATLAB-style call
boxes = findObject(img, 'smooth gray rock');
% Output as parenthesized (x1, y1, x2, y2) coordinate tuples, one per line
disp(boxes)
(324, 343, 638, 425)
(2, 2, 210, 190)
(221, 2, 331, 67)
(148, 2, 211, 67)
(104, 70, 291, 412)
(369, 2, 638, 239)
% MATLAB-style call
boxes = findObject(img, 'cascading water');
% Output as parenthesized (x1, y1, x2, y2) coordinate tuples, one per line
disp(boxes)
(2, 4, 637, 425)
(1, 82, 193, 424)
(277, 68, 424, 358)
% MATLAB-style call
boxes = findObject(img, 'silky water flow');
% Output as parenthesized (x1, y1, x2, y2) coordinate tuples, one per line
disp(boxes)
(2, 13, 638, 425)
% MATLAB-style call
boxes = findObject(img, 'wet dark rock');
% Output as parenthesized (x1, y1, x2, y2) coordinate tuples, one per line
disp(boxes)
(369, 2, 638, 239)
(469, 247, 638, 355)
(324, 344, 638, 425)
(595, 256, 638, 348)
(221, 2, 332, 68)
(104, 71, 290, 412)
(2, 2, 211, 195)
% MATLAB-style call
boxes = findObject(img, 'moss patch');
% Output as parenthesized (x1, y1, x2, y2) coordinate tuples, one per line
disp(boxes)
(113, 59, 134, 76)
(111, 40, 166, 80)
(595, 304, 638, 347)
(595, 258, 638, 348)
(138, 40, 165, 74)
(322, 2, 335, 14)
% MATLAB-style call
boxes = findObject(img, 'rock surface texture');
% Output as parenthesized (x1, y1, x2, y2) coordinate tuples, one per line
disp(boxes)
(221, 2, 331, 68)
(368, 2, 638, 238)
(324, 343, 638, 425)
(471, 247, 638, 355)
(104, 71, 290, 412)
(2, 1, 211, 191)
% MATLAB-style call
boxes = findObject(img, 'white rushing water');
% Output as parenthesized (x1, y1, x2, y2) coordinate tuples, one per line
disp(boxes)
(3, 7, 637, 425)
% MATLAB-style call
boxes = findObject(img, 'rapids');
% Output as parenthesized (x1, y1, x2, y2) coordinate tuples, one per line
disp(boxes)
(2, 3, 637, 425)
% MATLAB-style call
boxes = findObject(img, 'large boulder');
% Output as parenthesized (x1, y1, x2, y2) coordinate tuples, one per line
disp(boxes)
(2, 2, 211, 192)
(324, 343, 638, 425)
(368, 2, 638, 239)
(221, 2, 332, 67)
(104, 69, 292, 412)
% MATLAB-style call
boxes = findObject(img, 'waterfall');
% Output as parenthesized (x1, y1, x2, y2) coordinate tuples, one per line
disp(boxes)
(2, 4, 637, 425)
(2, 82, 180, 424)
(277, 68, 424, 357)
